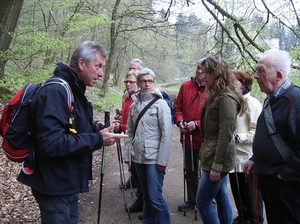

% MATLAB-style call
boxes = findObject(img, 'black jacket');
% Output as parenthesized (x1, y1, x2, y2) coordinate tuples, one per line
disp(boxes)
(17, 62, 103, 195)
(252, 83, 300, 182)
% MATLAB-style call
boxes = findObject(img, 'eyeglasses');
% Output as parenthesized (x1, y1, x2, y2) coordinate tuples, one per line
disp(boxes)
(139, 79, 154, 84)
(124, 80, 137, 84)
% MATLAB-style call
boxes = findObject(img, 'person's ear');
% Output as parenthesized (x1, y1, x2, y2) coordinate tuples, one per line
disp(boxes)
(78, 58, 85, 71)
(276, 70, 284, 81)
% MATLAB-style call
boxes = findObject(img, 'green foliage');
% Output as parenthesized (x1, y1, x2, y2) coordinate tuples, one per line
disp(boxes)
(86, 86, 122, 112)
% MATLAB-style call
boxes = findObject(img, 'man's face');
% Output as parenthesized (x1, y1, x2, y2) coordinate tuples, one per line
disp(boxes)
(254, 56, 277, 95)
(79, 53, 105, 87)
(129, 62, 141, 71)
(138, 74, 154, 92)
(195, 62, 206, 86)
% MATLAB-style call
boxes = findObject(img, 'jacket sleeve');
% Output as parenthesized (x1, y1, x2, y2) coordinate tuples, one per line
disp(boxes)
(156, 100, 172, 166)
(123, 103, 135, 163)
(32, 85, 103, 158)
(212, 95, 239, 172)
(236, 97, 262, 150)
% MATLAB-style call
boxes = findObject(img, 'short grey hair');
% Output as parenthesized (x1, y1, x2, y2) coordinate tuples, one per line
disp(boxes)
(69, 41, 107, 68)
(260, 49, 291, 77)
(131, 58, 145, 69)
(137, 68, 155, 80)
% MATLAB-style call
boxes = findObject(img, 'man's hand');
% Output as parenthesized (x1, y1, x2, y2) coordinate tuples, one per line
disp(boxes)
(100, 125, 127, 146)
(243, 160, 255, 175)
(179, 121, 197, 133)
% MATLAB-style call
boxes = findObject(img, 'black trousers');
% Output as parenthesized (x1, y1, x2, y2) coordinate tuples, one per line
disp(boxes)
(259, 174, 300, 224)
(184, 148, 200, 204)
(229, 172, 264, 224)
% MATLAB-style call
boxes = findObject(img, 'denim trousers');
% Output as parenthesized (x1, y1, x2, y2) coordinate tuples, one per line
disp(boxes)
(32, 189, 79, 224)
(196, 170, 233, 224)
(134, 163, 171, 224)
(131, 161, 143, 201)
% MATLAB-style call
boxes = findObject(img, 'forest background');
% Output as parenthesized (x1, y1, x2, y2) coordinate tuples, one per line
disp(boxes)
(0, 0, 299, 222)
(0, 0, 300, 109)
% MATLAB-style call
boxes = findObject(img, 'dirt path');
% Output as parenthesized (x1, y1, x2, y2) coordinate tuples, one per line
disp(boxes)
(0, 122, 264, 224)
(78, 125, 238, 224)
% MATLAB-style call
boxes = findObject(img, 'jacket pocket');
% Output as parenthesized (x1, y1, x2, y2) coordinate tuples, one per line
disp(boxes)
(200, 145, 215, 166)
(144, 139, 159, 160)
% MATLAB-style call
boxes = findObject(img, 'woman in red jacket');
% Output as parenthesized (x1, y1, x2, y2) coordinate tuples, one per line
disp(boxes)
(114, 70, 139, 134)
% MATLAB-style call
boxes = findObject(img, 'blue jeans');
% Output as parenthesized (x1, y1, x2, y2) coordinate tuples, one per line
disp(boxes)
(196, 170, 232, 224)
(32, 189, 79, 224)
(134, 163, 171, 224)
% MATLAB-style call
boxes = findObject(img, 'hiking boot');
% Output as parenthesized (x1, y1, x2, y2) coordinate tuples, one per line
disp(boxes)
(119, 178, 136, 189)
(178, 201, 195, 212)
(126, 199, 143, 213)
(233, 216, 250, 224)
(138, 213, 143, 220)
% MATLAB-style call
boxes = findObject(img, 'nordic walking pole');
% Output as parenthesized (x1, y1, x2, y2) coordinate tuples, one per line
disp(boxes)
(182, 133, 187, 216)
(235, 166, 245, 223)
(116, 139, 131, 219)
(97, 110, 110, 224)
(253, 172, 259, 224)
(190, 133, 197, 220)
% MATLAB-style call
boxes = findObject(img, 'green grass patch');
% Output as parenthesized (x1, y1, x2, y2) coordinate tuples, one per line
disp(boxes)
(165, 84, 180, 92)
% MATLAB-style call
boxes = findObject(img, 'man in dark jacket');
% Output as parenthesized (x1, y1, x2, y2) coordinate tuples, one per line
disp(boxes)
(17, 41, 127, 224)
(174, 58, 206, 211)
(244, 49, 300, 223)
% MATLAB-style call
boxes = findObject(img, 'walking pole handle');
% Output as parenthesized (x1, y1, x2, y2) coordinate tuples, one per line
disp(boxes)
(104, 110, 110, 128)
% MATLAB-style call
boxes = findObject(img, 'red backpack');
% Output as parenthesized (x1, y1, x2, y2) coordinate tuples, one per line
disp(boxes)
(0, 78, 73, 174)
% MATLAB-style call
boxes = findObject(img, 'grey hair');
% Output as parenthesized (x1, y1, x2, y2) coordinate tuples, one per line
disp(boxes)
(137, 67, 155, 80)
(261, 49, 291, 76)
(131, 58, 145, 69)
(197, 57, 206, 64)
(69, 41, 107, 68)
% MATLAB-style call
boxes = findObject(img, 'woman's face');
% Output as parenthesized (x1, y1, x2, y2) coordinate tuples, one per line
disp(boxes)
(124, 75, 138, 93)
(235, 79, 244, 94)
(202, 66, 215, 88)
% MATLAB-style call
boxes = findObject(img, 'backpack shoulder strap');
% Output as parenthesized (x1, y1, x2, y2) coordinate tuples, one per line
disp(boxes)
(133, 97, 159, 138)
(42, 77, 74, 111)
(263, 99, 293, 161)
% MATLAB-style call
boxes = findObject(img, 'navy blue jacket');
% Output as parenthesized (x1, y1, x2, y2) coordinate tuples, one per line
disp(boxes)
(252, 84, 300, 182)
(17, 63, 103, 195)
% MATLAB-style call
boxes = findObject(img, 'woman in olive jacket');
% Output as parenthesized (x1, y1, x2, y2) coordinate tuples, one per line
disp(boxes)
(196, 56, 247, 224)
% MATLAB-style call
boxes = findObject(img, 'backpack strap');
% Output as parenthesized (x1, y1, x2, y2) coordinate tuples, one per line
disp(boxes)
(133, 97, 159, 140)
(41, 77, 76, 134)
(42, 77, 74, 111)
(263, 98, 293, 161)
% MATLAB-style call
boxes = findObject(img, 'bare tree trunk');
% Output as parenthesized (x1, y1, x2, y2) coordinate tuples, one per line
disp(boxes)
(100, 0, 121, 96)
(0, 0, 24, 79)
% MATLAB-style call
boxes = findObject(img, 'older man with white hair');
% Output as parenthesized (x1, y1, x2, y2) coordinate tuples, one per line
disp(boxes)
(244, 49, 300, 223)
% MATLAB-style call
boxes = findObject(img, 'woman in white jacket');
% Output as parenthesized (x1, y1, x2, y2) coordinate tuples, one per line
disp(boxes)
(124, 68, 172, 224)
(229, 70, 264, 224)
